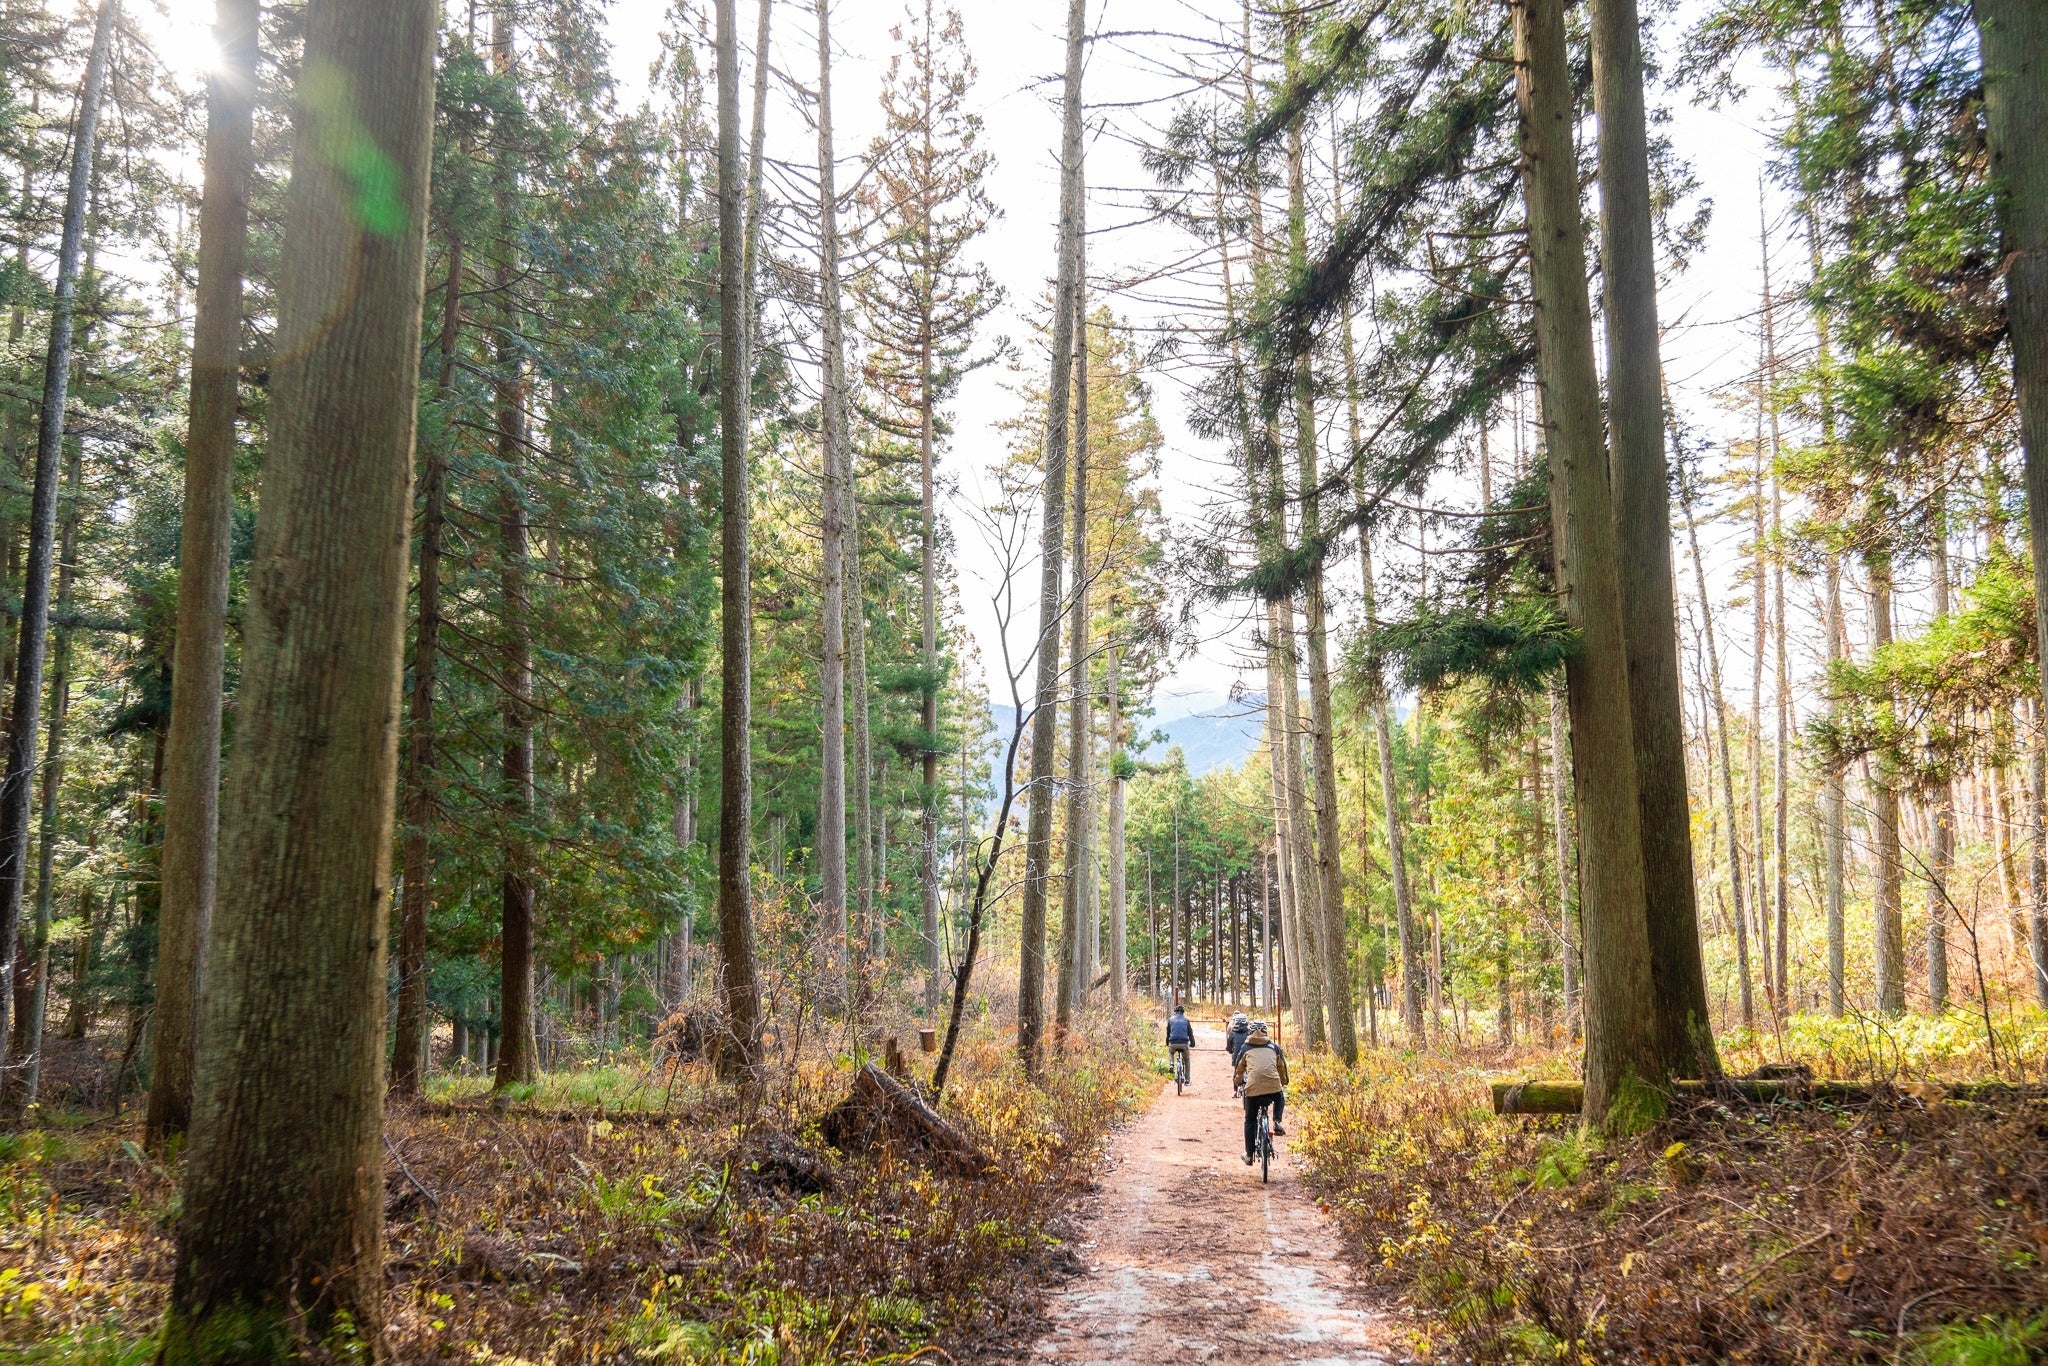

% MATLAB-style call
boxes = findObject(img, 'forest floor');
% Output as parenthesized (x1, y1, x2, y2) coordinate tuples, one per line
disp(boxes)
(0, 1022, 1157, 1364)
(1290, 1033, 2048, 1364)
(994, 1018, 1404, 1366)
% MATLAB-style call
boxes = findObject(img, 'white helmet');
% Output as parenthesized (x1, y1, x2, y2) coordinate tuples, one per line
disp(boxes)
(1231, 1011, 1248, 1026)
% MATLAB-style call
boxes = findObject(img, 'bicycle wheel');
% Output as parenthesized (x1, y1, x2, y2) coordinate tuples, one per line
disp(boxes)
(1259, 1114, 1271, 1183)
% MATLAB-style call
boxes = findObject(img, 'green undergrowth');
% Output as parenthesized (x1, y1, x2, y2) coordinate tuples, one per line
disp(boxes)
(1292, 1050, 2048, 1361)
(1721, 1007, 2048, 1084)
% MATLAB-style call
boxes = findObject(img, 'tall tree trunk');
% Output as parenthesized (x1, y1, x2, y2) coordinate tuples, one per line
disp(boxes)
(391, 230, 463, 1098)
(1284, 6, 1355, 1062)
(1058, 230, 1091, 1027)
(1590, 0, 1717, 1079)
(1928, 495, 1953, 1009)
(846, 460, 876, 971)
(1762, 250, 1791, 1012)
(161, 0, 435, 1347)
(1017, 0, 1083, 1070)
(1748, 395, 1773, 1015)
(1514, 0, 1663, 1124)
(491, 8, 538, 1090)
(1679, 471, 1755, 1027)
(1273, 596, 1326, 1048)
(1975, 0, 2048, 1007)
(1107, 643, 1126, 1007)
(1550, 684, 1579, 1029)
(150, 0, 256, 1140)
(17, 445, 79, 1105)
(815, 0, 850, 986)
(1800, 197, 1851, 1017)
(918, 278, 941, 1020)
(0, 0, 113, 1078)
(2033, 720, 2048, 1006)
(713, 0, 765, 1079)
(1868, 552, 1907, 1014)
(1364, 535, 1424, 1041)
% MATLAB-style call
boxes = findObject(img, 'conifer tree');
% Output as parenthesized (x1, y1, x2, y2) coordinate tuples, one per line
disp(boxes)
(1017, 0, 1084, 1070)
(149, 0, 256, 1142)
(163, 0, 437, 1346)
(1513, 0, 1663, 1126)
(857, 0, 1001, 1016)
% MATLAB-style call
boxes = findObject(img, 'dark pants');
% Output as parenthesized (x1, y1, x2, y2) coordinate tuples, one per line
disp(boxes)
(1244, 1091, 1284, 1156)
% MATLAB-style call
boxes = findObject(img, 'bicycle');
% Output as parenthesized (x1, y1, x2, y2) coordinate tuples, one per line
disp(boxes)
(1257, 1104, 1274, 1183)
(1173, 1047, 1190, 1095)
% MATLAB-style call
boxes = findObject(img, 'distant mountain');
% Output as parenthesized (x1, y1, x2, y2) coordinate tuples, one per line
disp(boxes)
(1144, 704, 1262, 775)
(986, 698, 1263, 777)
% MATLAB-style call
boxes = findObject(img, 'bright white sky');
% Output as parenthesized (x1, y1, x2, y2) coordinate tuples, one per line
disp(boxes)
(148, 0, 1803, 725)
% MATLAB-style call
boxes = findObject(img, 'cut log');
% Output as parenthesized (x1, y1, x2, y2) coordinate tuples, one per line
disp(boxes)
(819, 1062, 988, 1175)
(1491, 1077, 2048, 1115)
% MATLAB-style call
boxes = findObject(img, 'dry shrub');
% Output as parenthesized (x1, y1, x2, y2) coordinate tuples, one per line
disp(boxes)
(1293, 1055, 2048, 1363)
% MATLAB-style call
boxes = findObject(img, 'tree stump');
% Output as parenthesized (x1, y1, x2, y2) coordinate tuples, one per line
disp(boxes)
(819, 1063, 987, 1176)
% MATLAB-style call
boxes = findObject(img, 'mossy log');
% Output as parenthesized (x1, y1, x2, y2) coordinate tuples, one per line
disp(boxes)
(1491, 1077, 2048, 1115)
(819, 1063, 988, 1175)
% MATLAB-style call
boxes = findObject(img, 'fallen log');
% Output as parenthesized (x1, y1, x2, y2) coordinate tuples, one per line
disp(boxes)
(819, 1062, 989, 1176)
(1491, 1077, 2048, 1115)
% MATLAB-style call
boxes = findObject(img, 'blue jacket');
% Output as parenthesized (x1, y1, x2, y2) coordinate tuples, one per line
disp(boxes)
(1165, 1014, 1194, 1047)
(1225, 1021, 1251, 1061)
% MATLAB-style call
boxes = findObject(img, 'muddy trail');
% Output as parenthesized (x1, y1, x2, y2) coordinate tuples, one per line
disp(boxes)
(1005, 1018, 1403, 1365)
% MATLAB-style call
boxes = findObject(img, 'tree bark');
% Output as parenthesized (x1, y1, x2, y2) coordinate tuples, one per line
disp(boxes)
(0, 0, 113, 1081)
(1017, 0, 1083, 1070)
(391, 221, 464, 1098)
(161, 0, 435, 1349)
(1514, 0, 1663, 1124)
(1975, 0, 2048, 1007)
(1928, 495, 1953, 1008)
(16, 445, 79, 1105)
(714, 0, 764, 1078)
(491, 8, 538, 1090)
(1285, 6, 1356, 1062)
(815, 0, 850, 987)
(1590, 0, 1717, 1078)
(1058, 229, 1091, 1027)
(918, 255, 941, 1020)
(1868, 552, 1906, 1014)
(150, 0, 257, 1140)
(1549, 684, 1579, 1029)
(1106, 643, 1126, 1007)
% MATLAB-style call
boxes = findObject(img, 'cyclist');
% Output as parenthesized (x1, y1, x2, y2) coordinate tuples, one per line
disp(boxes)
(1232, 1020, 1289, 1165)
(1165, 1004, 1195, 1085)
(1224, 1012, 1251, 1095)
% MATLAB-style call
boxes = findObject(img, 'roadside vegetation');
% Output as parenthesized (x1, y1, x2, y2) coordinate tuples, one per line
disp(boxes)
(1295, 1020, 2048, 1363)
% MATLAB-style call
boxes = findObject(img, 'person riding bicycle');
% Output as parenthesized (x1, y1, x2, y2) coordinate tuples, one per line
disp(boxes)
(1224, 1012, 1251, 1094)
(1165, 1004, 1195, 1084)
(1232, 1021, 1289, 1164)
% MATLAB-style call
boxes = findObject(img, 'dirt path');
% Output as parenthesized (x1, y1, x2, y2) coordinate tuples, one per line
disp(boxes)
(1023, 1020, 1402, 1365)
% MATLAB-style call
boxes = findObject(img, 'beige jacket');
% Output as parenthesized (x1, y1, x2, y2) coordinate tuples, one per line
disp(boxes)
(1233, 1039, 1288, 1097)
